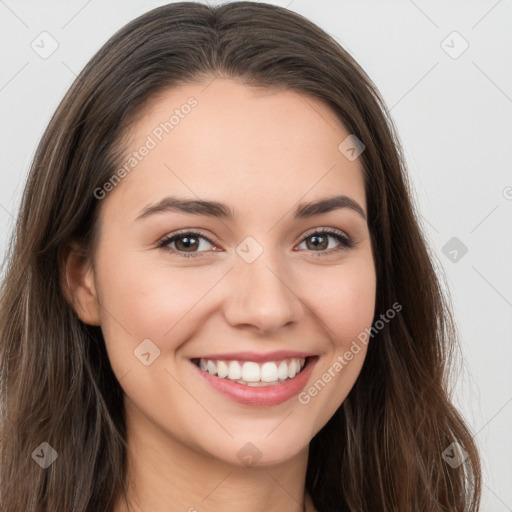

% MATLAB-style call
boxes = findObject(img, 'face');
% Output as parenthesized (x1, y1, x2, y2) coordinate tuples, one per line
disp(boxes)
(70, 78, 376, 467)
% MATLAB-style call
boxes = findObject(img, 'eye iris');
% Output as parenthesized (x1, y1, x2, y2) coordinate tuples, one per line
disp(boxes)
(176, 235, 199, 252)
(307, 234, 328, 251)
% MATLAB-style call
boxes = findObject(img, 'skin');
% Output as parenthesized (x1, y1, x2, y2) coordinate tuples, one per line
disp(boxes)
(64, 78, 376, 512)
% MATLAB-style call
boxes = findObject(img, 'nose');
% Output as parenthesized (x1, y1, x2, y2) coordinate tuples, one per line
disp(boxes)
(222, 246, 304, 335)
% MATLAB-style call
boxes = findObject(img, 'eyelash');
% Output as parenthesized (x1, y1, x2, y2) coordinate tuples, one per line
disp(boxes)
(157, 228, 354, 259)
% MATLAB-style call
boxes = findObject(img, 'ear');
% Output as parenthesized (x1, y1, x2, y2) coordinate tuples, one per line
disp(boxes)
(60, 241, 101, 326)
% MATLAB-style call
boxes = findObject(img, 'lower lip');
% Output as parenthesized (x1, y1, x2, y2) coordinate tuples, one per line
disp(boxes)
(192, 357, 318, 407)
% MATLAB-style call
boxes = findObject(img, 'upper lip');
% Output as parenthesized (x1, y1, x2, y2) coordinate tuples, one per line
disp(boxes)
(192, 350, 316, 363)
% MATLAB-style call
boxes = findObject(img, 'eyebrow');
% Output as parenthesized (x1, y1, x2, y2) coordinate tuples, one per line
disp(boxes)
(135, 194, 367, 222)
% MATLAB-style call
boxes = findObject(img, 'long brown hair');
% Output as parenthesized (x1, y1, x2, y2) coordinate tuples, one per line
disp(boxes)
(0, 2, 481, 510)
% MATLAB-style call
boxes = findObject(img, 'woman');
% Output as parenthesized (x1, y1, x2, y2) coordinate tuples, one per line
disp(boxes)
(0, 2, 481, 511)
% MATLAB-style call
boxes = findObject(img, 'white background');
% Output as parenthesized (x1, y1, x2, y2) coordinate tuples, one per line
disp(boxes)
(0, 1, 511, 510)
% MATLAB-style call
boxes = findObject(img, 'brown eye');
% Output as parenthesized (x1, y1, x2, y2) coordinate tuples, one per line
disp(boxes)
(297, 229, 354, 255)
(158, 231, 217, 258)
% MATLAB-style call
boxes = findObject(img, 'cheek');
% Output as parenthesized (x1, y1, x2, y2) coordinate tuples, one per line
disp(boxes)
(94, 250, 213, 369)
(303, 257, 377, 347)
(298, 257, 376, 429)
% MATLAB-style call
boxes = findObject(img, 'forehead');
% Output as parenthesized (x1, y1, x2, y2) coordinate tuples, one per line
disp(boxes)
(101, 78, 367, 224)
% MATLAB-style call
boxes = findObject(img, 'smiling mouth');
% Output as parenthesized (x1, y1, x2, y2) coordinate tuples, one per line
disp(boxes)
(191, 356, 314, 387)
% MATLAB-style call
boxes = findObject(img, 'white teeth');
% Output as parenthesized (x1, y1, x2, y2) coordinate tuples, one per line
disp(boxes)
(216, 360, 229, 378)
(277, 361, 289, 380)
(242, 362, 260, 382)
(227, 360, 242, 380)
(260, 362, 278, 382)
(196, 357, 307, 385)
(288, 360, 298, 378)
(206, 360, 217, 375)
